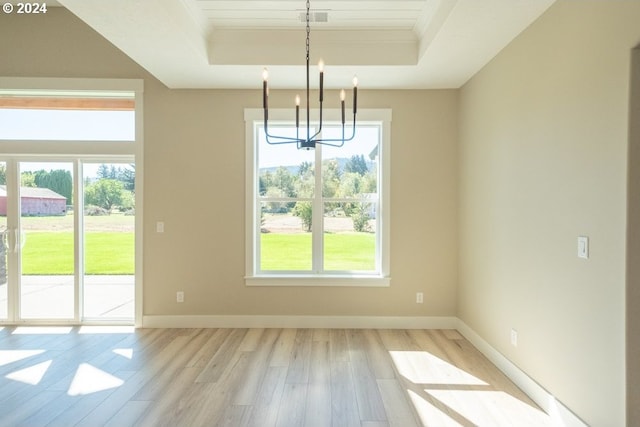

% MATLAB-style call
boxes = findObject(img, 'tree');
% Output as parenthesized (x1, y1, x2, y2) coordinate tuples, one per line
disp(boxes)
(97, 164, 110, 180)
(322, 159, 341, 199)
(293, 201, 312, 232)
(0, 164, 5, 185)
(273, 166, 296, 197)
(118, 165, 135, 192)
(84, 179, 126, 211)
(344, 154, 368, 176)
(20, 172, 36, 187)
(34, 169, 73, 204)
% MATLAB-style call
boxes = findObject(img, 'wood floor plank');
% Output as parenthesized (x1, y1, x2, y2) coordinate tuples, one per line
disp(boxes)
(245, 366, 288, 427)
(234, 328, 281, 406)
(377, 379, 420, 427)
(285, 328, 313, 384)
(303, 341, 331, 427)
(275, 383, 307, 427)
(103, 400, 150, 427)
(195, 328, 248, 383)
(363, 329, 397, 380)
(130, 366, 201, 427)
(269, 328, 297, 367)
(346, 329, 388, 422)
(330, 361, 361, 427)
(329, 329, 350, 362)
(184, 327, 231, 368)
(133, 328, 214, 401)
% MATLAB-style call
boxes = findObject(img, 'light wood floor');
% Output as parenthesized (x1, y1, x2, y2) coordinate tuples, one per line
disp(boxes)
(0, 327, 552, 427)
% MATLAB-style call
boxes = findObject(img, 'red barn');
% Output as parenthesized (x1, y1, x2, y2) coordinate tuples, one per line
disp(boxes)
(0, 185, 67, 216)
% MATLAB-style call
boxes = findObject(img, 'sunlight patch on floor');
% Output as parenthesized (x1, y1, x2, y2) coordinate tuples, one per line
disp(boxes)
(426, 389, 553, 426)
(12, 326, 73, 335)
(78, 325, 135, 334)
(5, 360, 52, 385)
(389, 350, 488, 386)
(0, 349, 46, 366)
(67, 363, 124, 396)
(408, 389, 462, 426)
(113, 348, 133, 359)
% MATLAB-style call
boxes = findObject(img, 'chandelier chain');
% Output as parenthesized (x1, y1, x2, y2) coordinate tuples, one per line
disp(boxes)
(305, 0, 310, 62)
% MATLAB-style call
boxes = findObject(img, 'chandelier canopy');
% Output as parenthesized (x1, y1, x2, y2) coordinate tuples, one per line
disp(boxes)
(261, 0, 358, 150)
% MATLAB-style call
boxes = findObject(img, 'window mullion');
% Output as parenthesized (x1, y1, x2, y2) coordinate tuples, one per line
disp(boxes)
(312, 144, 323, 273)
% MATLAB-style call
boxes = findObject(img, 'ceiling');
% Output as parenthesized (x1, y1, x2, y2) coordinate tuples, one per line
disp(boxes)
(55, 0, 555, 89)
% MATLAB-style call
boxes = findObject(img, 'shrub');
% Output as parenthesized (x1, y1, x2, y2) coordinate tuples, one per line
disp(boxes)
(351, 204, 372, 232)
(85, 205, 109, 216)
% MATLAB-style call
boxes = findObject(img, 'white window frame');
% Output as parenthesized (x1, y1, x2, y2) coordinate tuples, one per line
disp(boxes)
(244, 108, 391, 287)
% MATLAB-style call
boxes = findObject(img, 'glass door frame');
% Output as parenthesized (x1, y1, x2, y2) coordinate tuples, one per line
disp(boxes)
(0, 76, 143, 326)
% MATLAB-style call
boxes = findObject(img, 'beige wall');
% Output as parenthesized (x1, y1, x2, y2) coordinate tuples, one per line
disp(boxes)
(627, 46, 640, 427)
(143, 88, 458, 317)
(459, 2, 640, 426)
(0, 9, 459, 318)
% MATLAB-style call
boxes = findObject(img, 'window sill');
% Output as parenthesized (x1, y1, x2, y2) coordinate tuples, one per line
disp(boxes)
(245, 275, 391, 287)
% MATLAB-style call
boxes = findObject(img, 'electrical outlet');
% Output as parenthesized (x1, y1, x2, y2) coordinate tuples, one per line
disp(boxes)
(510, 328, 518, 347)
(416, 292, 424, 304)
(176, 291, 184, 303)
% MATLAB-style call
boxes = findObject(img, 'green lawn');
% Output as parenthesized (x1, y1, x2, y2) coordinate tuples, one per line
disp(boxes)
(21, 232, 134, 275)
(261, 232, 375, 271)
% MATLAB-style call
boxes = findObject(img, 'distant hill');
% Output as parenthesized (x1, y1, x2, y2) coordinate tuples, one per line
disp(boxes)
(259, 157, 374, 175)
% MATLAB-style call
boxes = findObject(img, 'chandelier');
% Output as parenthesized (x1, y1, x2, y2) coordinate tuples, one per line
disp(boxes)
(261, 0, 358, 150)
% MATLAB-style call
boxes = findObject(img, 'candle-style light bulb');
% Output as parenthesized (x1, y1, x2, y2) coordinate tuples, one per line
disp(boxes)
(352, 75, 358, 114)
(340, 89, 346, 124)
(319, 59, 324, 102)
(262, 68, 269, 109)
(295, 94, 300, 106)
(295, 94, 300, 128)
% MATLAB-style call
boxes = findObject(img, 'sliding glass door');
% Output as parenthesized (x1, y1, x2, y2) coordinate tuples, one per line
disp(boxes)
(19, 161, 75, 320)
(0, 159, 135, 323)
(82, 162, 135, 320)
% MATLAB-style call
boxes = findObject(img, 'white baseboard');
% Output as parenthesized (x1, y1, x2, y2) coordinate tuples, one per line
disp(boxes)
(456, 320, 588, 427)
(141, 315, 458, 330)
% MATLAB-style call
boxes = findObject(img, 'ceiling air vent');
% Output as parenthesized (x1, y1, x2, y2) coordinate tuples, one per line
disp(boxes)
(299, 11, 329, 23)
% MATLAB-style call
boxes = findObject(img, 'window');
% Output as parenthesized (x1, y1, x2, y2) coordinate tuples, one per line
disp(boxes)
(245, 108, 391, 286)
(0, 90, 135, 141)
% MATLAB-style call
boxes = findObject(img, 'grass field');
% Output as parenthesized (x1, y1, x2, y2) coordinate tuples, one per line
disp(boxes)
(261, 232, 375, 271)
(21, 232, 134, 275)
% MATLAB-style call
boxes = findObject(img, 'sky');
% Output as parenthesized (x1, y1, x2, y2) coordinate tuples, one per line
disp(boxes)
(0, 109, 135, 141)
(258, 125, 380, 169)
(0, 108, 135, 179)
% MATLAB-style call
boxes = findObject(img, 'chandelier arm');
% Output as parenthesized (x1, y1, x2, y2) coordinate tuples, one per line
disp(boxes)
(264, 124, 304, 144)
(314, 113, 357, 146)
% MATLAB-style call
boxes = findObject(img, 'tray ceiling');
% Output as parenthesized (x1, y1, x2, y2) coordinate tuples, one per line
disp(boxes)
(56, 0, 555, 89)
